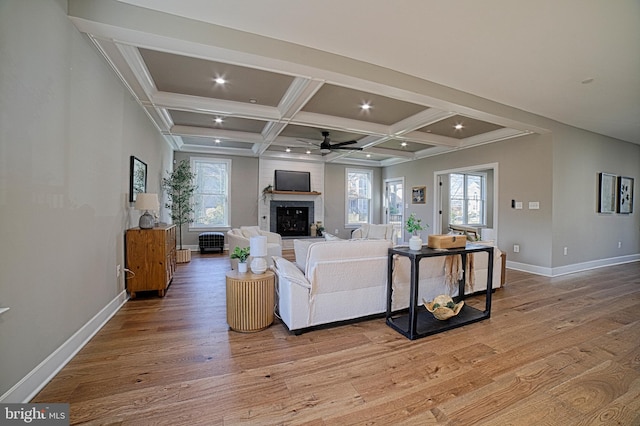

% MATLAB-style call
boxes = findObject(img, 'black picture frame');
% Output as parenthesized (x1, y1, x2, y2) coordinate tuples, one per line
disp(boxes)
(617, 176, 634, 214)
(129, 156, 147, 202)
(597, 172, 616, 214)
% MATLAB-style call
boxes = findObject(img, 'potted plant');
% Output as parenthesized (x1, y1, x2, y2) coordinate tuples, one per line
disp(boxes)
(405, 213, 428, 250)
(162, 159, 197, 263)
(230, 246, 250, 273)
(261, 184, 273, 203)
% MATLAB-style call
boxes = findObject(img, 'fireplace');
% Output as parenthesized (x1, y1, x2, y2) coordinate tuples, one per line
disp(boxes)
(270, 201, 314, 237)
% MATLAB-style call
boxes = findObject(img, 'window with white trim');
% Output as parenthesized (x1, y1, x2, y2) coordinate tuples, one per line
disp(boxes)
(449, 172, 486, 226)
(190, 157, 231, 228)
(346, 168, 372, 226)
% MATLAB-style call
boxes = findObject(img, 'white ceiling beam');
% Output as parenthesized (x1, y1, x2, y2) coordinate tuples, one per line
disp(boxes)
(278, 78, 324, 120)
(291, 111, 389, 136)
(388, 109, 456, 136)
(151, 92, 281, 121)
(169, 126, 265, 143)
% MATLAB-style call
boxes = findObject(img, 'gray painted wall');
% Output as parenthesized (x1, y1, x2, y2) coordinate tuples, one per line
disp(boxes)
(0, 0, 172, 398)
(551, 125, 640, 267)
(172, 152, 260, 247)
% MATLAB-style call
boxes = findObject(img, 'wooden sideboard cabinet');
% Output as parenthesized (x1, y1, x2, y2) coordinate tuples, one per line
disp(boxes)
(125, 225, 177, 298)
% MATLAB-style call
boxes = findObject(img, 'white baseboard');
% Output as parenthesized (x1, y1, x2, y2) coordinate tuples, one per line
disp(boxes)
(0, 290, 129, 403)
(507, 254, 640, 277)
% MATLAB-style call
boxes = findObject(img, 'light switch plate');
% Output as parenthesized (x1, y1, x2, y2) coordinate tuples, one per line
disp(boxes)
(529, 201, 540, 209)
(515, 201, 523, 209)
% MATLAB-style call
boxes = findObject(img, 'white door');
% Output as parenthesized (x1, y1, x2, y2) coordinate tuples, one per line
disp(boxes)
(384, 178, 404, 243)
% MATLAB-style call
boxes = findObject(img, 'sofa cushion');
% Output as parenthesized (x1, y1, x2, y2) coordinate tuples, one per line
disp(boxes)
(293, 239, 315, 271)
(273, 256, 310, 289)
(240, 226, 261, 238)
(323, 233, 343, 241)
(367, 224, 391, 240)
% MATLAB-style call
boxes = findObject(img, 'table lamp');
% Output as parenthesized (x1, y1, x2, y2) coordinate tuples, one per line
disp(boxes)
(249, 235, 268, 274)
(135, 193, 159, 229)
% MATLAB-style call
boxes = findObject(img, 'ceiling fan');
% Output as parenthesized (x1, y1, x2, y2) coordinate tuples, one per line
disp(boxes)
(307, 131, 363, 154)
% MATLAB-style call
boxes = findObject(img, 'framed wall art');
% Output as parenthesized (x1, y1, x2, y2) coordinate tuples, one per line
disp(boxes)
(129, 156, 147, 202)
(411, 186, 426, 204)
(617, 176, 634, 214)
(597, 172, 616, 214)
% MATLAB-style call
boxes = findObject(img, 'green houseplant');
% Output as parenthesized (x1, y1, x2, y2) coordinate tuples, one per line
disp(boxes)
(230, 246, 250, 273)
(162, 159, 197, 263)
(405, 213, 428, 250)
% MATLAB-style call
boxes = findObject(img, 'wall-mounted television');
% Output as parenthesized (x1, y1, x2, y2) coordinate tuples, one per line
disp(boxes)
(274, 170, 311, 192)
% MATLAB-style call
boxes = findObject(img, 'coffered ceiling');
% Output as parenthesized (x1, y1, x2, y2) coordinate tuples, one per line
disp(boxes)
(68, 0, 639, 166)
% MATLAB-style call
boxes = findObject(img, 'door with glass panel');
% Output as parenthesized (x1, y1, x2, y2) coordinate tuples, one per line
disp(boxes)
(384, 178, 404, 243)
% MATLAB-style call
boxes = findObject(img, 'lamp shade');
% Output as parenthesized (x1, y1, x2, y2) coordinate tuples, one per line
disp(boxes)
(135, 193, 159, 211)
(249, 236, 268, 257)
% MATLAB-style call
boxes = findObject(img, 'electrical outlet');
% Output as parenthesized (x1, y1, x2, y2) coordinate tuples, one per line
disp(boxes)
(513, 244, 520, 253)
(116, 264, 121, 277)
(335, 229, 339, 235)
(618, 241, 622, 248)
(563, 247, 568, 256)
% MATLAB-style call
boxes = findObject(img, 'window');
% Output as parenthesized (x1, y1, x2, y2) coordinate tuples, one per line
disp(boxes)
(346, 168, 372, 226)
(190, 157, 231, 228)
(450, 172, 486, 225)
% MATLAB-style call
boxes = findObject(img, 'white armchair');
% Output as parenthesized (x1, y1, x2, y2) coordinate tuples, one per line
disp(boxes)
(351, 223, 396, 243)
(227, 226, 282, 270)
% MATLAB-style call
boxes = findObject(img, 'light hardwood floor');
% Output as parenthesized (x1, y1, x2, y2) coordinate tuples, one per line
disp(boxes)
(33, 253, 640, 425)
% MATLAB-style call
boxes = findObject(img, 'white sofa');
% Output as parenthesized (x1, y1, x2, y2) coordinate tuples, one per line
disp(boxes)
(275, 239, 392, 333)
(227, 226, 282, 270)
(273, 238, 504, 333)
(351, 223, 396, 242)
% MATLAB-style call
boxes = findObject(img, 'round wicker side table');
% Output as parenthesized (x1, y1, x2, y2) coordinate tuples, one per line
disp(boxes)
(225, 270, 275, 332)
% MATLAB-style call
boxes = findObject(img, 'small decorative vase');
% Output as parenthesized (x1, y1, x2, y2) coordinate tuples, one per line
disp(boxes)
(409, 235, 423, 250)
(238, 262, 248, 273)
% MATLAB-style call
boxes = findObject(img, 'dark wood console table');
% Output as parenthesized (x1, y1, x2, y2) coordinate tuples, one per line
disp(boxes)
(386, 244, 494, 340)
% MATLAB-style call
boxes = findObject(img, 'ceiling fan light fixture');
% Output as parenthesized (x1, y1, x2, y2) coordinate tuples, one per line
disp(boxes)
(320, 148, 331, 154)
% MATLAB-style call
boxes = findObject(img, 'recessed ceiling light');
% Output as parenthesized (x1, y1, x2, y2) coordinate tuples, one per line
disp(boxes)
(214, 139, 221, 144)
(214, 77, 226, 85)
(454, 124, 464, 130)
(214, 117, 223, 124)
(366, 154, 371, 158)
(306, 150, 311, 155)
(249, 98, 257, 104)
(285, 147, 291, 153)
(360, 102, 372, 111)
(401, 142, 408, 147)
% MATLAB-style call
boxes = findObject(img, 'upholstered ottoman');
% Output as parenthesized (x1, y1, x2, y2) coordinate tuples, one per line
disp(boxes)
(199, 232, 224, 253)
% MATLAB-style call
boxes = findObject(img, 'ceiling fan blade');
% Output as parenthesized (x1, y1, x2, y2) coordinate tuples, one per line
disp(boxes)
(297, 139, 320, 147)
(330, 140, 358, 147)
(331, 146, 363, 150)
